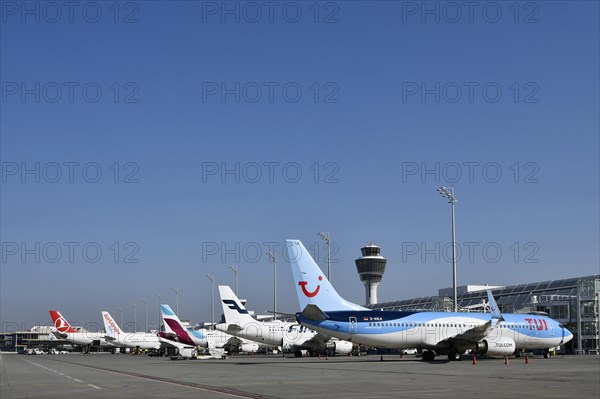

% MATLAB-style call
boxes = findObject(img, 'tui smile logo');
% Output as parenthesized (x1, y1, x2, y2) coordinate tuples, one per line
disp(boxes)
(299, 276, 322, 297)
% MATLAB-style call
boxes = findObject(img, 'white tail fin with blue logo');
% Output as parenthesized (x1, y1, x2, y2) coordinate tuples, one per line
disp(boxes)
(286, 239, 367, 312)
(218, 285, 255, 325)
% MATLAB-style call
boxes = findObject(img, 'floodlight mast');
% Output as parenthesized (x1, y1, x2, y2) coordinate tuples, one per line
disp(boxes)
(317, 232, 331, 282)
(267, 251, 277, 320)
(437, 186, 458, 312)
(206, 275, 215, 329)
(229, 265, 239, 295)
(171, 288, 179, 316)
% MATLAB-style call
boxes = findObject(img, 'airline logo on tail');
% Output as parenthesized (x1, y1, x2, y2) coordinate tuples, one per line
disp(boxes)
(222, 300, 249, 314)
(102, 312, 121, 335)
(49, 310, 78, 333)
(298, 275, 323, 298)
(286, 239, 368, 311)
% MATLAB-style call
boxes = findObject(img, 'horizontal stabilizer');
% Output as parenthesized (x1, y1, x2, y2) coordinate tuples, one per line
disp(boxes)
(266, 311, 296, 318)
(301, 304, 329, 321)
(227, 324, 243, 333)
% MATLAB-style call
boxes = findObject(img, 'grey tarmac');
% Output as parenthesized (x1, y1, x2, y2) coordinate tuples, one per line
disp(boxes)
(1, 353, 598, 399)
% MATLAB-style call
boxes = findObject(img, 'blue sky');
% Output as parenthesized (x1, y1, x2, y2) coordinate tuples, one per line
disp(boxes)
(1, 1, 598, 330)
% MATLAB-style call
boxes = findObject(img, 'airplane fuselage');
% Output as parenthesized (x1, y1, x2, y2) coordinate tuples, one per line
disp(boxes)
(297, 310, 571, 353)
(54, 331, 114, 347)
(109, 332, 163, 350)
(216, 321, 319, 349)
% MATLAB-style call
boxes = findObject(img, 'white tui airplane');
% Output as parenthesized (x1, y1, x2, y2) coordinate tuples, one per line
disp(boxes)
(49, 310, 115, 351)
(158, 304, 261, 356)
(216, 285, 353, 357)
(286, 240, 573, 361)
(101, 311, 191, 352)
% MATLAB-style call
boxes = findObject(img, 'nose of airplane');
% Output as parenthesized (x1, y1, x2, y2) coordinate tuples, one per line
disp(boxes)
(561, 325, 574, 343)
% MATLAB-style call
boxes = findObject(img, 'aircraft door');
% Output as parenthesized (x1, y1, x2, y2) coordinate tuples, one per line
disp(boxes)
(349, 317, 357, 334)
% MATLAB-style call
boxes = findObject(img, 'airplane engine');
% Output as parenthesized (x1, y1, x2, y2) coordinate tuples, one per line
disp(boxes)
(329, 340, 353, 355)
(474, 337, 515, 356)
(239, 343, 259, 353)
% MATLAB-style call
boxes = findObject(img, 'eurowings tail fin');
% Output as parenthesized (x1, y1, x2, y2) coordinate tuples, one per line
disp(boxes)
(286, 239, 367, 311)
(160, 304, 183, 334)
(101, 311, 122, 338)
(218, 285, 255, 325)
(49, 310, 78, 333)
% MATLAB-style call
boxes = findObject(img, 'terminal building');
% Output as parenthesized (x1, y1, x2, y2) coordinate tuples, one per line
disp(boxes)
(367, 274, 600, 354)
(0, 326, 73, 353)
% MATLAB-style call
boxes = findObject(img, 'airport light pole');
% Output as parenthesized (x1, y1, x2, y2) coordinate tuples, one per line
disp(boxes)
(155, 293, 162, 330)
(206, 274, 215, 329)
(142, 298, 148, 332)
(318, 232, 332, 282)
(131, 302, 137, 331)
(171, 288, 179, 317)
(118, 307, 123, 328)
(437, 186, 458, 312)
(267, 251, 277, 320)
(229, 265, 239, 295)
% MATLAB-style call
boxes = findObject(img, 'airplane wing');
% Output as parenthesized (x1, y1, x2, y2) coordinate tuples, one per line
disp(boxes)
(158, 336, 194, 349)
(435, 291, 503, 348)
(224, 335, 244, 347)
(444, 320, 492, 344)
(52, 331, 67, 339)
(302, 332, 332, 345)
(292, 332, 332, 351)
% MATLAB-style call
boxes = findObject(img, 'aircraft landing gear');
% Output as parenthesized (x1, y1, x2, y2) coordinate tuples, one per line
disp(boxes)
(422, 350, 436, 361)
(448, 351, 462, 361)
(543, 350, 551, 359)
(294, 350, 303, 358)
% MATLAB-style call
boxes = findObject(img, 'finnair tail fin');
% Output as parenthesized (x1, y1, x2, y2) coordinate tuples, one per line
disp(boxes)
(286, 239, 367, 311)
(218, 285, 255, 325)
(101, 311, 122, 338)
(49, 310, 78, 333)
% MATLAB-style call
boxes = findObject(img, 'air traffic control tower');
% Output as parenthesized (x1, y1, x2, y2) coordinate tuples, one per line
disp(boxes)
(355, 243, 388, 305)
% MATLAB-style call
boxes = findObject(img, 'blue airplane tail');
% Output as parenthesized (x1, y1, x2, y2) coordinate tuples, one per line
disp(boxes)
(286, 239, 367, 312)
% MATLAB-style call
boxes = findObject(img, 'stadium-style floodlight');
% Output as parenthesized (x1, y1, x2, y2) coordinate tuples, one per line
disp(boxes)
(206, 274, 215, 329)
(229, 265, 239, 295)
(141, 298, 148, 332)
(267, 251, 277, 320)
(317, 232, 332, 282)
(171, 288, 179, 317)
(437, 186, 458, 312)
(155, 293, 162, 330)
(130, 302, 137, 331)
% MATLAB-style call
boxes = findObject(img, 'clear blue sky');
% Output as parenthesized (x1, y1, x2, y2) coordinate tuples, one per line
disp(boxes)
(1, 1, 598, 330)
